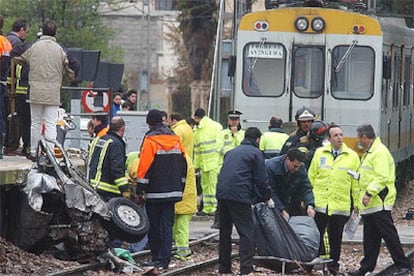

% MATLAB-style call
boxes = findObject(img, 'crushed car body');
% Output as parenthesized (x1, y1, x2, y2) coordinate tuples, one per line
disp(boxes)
(7, 135, 148, 261)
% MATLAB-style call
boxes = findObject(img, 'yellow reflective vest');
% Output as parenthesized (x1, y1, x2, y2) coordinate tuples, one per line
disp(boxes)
(259, 129, 289, 158)
(171, 119, 194, 160)
(175, 153, 197, 215)
(357, 137, 397, 215)
(308, 142, 360, 216)
(7, 64, 28, 94)
(216, 128, 245, 167)
(193, 116, 222, 171)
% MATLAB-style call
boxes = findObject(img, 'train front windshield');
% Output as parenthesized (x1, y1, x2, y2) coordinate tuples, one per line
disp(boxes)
(331, 45, 375, 100)
(241, 42, 374, 100)
(242, 42, 286, 97)
(242, 43, 326, 98)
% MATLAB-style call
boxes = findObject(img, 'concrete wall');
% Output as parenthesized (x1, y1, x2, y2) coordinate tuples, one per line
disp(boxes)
(99, 0, 266, 112)
(100, 2, 179, 111)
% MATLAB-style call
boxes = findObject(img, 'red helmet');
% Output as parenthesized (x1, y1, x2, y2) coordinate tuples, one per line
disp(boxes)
(310, 120, 329, 142)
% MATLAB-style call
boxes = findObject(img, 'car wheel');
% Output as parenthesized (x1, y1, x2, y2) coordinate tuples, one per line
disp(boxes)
(106, 197, 149, 243)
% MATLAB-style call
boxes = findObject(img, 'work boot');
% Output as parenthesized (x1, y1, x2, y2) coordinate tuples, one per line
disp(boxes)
(347, 269, 365, 276)
(392, 267, 411, 276)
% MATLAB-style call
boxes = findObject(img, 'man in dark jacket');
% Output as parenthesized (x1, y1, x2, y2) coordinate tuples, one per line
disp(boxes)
(216, 127, 273, 275)
(136, 109, 187, 271)
(266, 148, 315, 219)
(88, 117, 129, 201)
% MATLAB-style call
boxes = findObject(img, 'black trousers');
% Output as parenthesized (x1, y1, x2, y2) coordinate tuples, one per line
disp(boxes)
(359, 210, 411, 273)
(146, 201, 175, 269)
(4, 94, 30, 151)
(0, 84, 6, 137)
(314, 212, 349, 269)
(218, 199, 254, 275)
(16, 94, 30, 152)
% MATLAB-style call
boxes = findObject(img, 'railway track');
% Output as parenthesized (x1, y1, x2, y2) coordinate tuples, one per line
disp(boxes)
(374, 248, 414, 276)
(46, 233, 414, 276)
(46, 232, 220, 276)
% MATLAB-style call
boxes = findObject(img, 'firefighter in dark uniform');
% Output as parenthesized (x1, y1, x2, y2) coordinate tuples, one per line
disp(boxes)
(280, 107, 328, 169)
(301, 120, 329, 168)
(88, 117, 129, 201)
(5, 18, 31, 156)
(280, 106, 316, 155)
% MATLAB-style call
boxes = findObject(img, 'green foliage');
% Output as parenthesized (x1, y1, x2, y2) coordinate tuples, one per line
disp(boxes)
(393, 0, 414, 28)
(0, 0, 122, 62)
(375, 0, 414, 27)
(176, 0, 217, 34)
(176, 0, 217, 81)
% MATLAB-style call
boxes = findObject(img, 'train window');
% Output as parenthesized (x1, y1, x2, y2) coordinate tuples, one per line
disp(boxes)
(292, 47, 324, 98)
(412, 52, 414, 106)
(242, 42, 286, 97)
(403, 56, 410, 107)
(383, 56, 391, 80)
(392, 54, 400, 108)
(382, 53, 391, 112)
(331, 46, 374, 100)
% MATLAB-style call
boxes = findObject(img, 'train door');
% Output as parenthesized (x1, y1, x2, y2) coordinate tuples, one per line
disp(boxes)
(381, 46, 392, 147)
(401, 48, 411, 150)
(290, 46, 325, 121)
(389, 45, 401, 152)
(411, 48, 414, 146)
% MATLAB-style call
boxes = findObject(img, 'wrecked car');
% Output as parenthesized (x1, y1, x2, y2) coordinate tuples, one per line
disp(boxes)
(6, 135, 149, 260)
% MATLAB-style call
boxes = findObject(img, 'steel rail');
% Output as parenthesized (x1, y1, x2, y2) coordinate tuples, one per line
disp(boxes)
(46, 263, 106, 276)
(46, 232, 220, 276)
(161, 253, 239, 276)
(131, 231, 219, 258)
(373, 248, 414, 275)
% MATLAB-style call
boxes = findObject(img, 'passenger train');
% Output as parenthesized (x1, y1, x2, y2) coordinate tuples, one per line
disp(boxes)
(231, 1, 414, 184)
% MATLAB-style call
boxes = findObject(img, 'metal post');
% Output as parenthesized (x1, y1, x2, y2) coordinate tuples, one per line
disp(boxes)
(145, 0, 151, 109)
(138, 0, 145, 111)
(209, 0, 225, 120)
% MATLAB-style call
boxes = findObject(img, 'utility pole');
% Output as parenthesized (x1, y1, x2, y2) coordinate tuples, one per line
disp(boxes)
(145, 0, 151, 109)
(210, 0, 248, 123)
(137, 0, 151, 110)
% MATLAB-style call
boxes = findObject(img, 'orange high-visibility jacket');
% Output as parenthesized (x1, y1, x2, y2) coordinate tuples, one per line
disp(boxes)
(137, 129, 187, 202)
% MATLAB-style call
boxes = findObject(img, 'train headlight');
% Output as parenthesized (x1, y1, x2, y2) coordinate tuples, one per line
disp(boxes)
(295, 17, 309, 32)
(311, 17, 325, 32)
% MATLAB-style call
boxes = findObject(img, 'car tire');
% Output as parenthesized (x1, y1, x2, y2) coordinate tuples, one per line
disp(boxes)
(106, 197, 149, 243)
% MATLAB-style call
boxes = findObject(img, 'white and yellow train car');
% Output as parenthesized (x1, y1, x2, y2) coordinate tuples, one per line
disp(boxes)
(234, 6, 414, 179)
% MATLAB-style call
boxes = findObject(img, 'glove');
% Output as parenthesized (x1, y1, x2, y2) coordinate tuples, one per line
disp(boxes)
(131, 193, 145, 205)
(122, 190, 131, 199)
(347, 169, 360, 180)
(266, 198, 275, 208)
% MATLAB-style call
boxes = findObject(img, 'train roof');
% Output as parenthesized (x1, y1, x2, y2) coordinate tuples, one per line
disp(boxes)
(240, 8, 381, 35)
(377, 16, 414, 46)
(240, 7, 414, 45)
